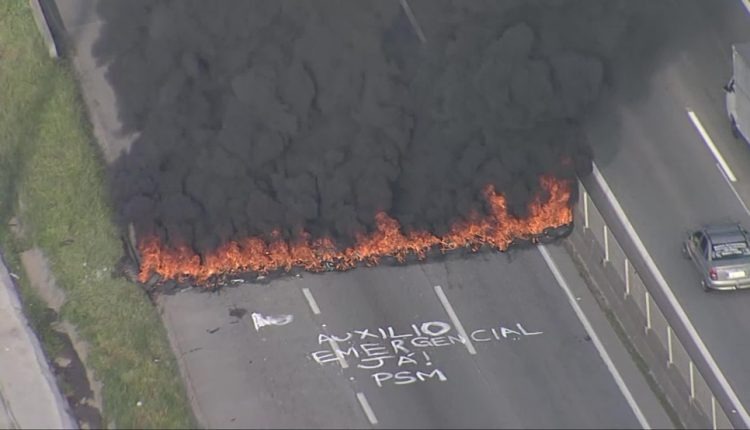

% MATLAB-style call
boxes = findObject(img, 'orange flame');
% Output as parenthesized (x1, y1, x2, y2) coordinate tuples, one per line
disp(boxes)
(137, 176, 574, 284)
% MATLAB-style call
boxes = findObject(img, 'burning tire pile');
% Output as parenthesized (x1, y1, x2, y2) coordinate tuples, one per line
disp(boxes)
(92, 1, 659, 289)
(135, 176, 575, 287)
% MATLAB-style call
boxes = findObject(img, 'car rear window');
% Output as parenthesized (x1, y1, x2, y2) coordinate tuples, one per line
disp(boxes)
(712, 241, 750, 260)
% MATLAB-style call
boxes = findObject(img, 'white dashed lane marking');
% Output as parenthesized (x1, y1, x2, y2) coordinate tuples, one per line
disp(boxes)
(356, 392, 378, 425)
(433, 285, 477, 355)
(687, 109, 737, 182)
(302, 287, 321, 315)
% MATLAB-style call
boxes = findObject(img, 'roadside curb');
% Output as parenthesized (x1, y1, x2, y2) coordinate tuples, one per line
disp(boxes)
(28, 0, 58, 59)
(0, 252, 77, 429)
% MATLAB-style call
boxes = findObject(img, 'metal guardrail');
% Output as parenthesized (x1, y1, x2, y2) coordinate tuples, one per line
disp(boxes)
(575, 173, 744, 429)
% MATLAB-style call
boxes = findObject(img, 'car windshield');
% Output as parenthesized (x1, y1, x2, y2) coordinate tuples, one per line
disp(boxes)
(711, 241, 750, 260)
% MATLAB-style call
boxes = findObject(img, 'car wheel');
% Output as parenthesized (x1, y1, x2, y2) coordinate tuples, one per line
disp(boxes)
(731, 116, 741, 139)
(701, 280, 711, 292)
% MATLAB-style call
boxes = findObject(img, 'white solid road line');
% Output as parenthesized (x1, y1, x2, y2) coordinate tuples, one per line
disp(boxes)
(591, 162, 750, 427)
(687, 109, 737, 182)
(539, 245, 650, 429)
(716, 163, 750, 217)
(399, 0, 427, 43)
(433, 285, 477, 355)
(356, 392, 379, 425)
(302, 288, 321, 315)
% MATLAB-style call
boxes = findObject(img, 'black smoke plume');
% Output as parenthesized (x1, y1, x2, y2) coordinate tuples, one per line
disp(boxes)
(93, 0, 660, 253)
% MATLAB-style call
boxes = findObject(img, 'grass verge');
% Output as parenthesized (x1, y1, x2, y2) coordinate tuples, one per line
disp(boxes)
(0, 1, 195, 428)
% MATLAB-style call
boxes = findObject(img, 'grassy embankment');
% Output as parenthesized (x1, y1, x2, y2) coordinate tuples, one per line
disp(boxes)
(0, 2, 195, 428)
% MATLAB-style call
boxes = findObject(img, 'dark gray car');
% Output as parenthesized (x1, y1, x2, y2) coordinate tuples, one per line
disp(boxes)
(683, 223, 750, 291)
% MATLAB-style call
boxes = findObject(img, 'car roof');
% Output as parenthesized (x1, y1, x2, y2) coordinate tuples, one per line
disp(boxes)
(704, 223, 748, 244)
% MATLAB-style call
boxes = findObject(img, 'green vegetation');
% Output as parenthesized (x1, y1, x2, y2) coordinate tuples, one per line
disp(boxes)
(0, 1, 195, 428)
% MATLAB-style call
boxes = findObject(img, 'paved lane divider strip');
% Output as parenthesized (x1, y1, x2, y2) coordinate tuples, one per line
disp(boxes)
(433, 285, 477, 355)
(592, 162, 750, 427)
(539, 245, 650, 429)
(686, 109, 737, 182)
(356, 392, 378, 425)
(302, 288, 321, 315)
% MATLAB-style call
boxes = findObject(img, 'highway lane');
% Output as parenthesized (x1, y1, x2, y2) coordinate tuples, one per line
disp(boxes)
(160, 246, 649, 428)
(585, 0, 750, 413)
(655, 1, 750, 200)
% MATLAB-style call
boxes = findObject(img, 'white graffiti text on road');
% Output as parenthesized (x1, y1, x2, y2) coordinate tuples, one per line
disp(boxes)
(310, 320, 543, 387)
(252, 312, 294, 331)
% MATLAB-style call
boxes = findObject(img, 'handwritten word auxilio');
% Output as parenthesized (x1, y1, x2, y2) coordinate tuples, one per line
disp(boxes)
(316, 321, 542, 346)
(311, 321, 542, 369)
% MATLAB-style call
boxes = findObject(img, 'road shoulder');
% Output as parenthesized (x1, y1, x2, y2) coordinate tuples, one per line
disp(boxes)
(542, 242, 676, 429)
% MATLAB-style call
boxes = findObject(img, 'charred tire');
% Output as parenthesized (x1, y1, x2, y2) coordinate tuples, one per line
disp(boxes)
(539, 223, 574, 244)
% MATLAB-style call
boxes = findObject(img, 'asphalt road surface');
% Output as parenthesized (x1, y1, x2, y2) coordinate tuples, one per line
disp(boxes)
(160, 244, 650, 429)
(584, 0, 750, 414)
(50, 1, 675, 428)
